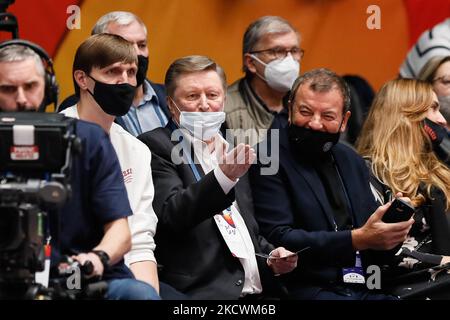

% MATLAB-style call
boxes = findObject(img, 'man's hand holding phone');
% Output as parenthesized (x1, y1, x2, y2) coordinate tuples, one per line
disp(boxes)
(352, 196, 415, 251)
(382, 198, 415, 223)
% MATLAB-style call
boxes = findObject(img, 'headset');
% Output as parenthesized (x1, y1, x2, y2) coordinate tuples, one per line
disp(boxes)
(0, 39, 59, 111)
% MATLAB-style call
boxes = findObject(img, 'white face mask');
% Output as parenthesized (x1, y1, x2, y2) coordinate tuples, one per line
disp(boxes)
(171, 98, 225, 141)
(251, 54, 300, 93)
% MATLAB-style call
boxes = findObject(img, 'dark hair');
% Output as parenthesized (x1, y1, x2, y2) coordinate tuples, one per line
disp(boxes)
(288, 68, 351, 115)
(72, 33, 137, 96)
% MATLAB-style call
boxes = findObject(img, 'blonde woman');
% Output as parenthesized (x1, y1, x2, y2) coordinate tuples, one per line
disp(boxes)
(356, 79, 450, 275)
(417, 55, 450, 165)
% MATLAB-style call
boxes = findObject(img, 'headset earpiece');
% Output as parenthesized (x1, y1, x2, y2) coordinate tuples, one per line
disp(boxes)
(0, 39, 59, 111)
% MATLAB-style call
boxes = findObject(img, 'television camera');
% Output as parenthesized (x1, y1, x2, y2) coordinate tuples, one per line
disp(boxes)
(0, 112, 85, 299)
(0, 0, 18, 38)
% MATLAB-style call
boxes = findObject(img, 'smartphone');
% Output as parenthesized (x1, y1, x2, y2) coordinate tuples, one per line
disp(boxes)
(382, 198, 415, 223)
(255, 246, 310, 260)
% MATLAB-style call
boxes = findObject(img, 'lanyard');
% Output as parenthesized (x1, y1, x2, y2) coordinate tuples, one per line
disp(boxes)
(171, 123, 235, 221)
(189, 159, 202, 182)
(169, 120, 203, 182)
(331, 155, 354, 231)
(184, 145, 235, 227)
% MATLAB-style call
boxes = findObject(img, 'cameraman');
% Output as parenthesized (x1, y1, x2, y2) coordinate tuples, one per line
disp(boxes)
(0, 42, 158, 300)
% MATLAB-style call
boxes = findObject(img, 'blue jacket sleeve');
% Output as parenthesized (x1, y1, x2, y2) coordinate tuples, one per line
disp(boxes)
(249, 162, 354, 267)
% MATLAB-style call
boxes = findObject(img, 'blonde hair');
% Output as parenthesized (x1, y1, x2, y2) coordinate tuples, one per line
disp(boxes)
(356, 78, 450, 209)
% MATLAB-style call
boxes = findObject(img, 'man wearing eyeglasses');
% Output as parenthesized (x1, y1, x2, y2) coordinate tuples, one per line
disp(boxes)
(225, 16, 303, 146)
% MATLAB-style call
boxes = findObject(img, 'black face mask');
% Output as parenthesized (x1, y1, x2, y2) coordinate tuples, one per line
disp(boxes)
(15, 104, 39, 112)
(87, 75, 136, 117)
(136, 55, 149, 87)
(288, 124, 341, 160)
(423, 117, 447, 149)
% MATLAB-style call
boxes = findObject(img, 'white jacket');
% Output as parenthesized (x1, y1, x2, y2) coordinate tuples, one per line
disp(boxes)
(61, 106, 158, 265)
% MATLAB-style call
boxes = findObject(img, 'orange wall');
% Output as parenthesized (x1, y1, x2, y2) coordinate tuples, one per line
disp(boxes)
(54, 0, 410, 101)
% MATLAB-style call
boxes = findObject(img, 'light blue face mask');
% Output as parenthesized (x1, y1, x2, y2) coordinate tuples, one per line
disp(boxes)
(170, 97, 225, 141)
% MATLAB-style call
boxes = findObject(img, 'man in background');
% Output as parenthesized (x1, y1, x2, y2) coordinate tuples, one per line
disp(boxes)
(225, 16, 303, 146)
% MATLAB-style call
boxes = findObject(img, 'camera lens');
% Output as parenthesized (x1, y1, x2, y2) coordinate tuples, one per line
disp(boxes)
(0, 206, 20, 251)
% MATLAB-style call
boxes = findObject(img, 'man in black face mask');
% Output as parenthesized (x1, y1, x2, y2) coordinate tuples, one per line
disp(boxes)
(58, 11, 170, 137)
(61, 33, 161, 299)
(249, 68, 414, 300)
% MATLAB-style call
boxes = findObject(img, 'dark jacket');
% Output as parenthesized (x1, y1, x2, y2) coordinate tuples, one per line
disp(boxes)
(249, 127, 386, 299)
(138, 124, 283, 299)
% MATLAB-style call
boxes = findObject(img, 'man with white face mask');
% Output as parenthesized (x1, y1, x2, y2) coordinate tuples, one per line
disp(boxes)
(138, 55, 298, 299)
(225, 16, 303, 146)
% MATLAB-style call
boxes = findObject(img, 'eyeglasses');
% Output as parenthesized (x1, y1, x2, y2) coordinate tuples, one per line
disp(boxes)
(249, 46, 305, 60)
(432, 75, 450, 86)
